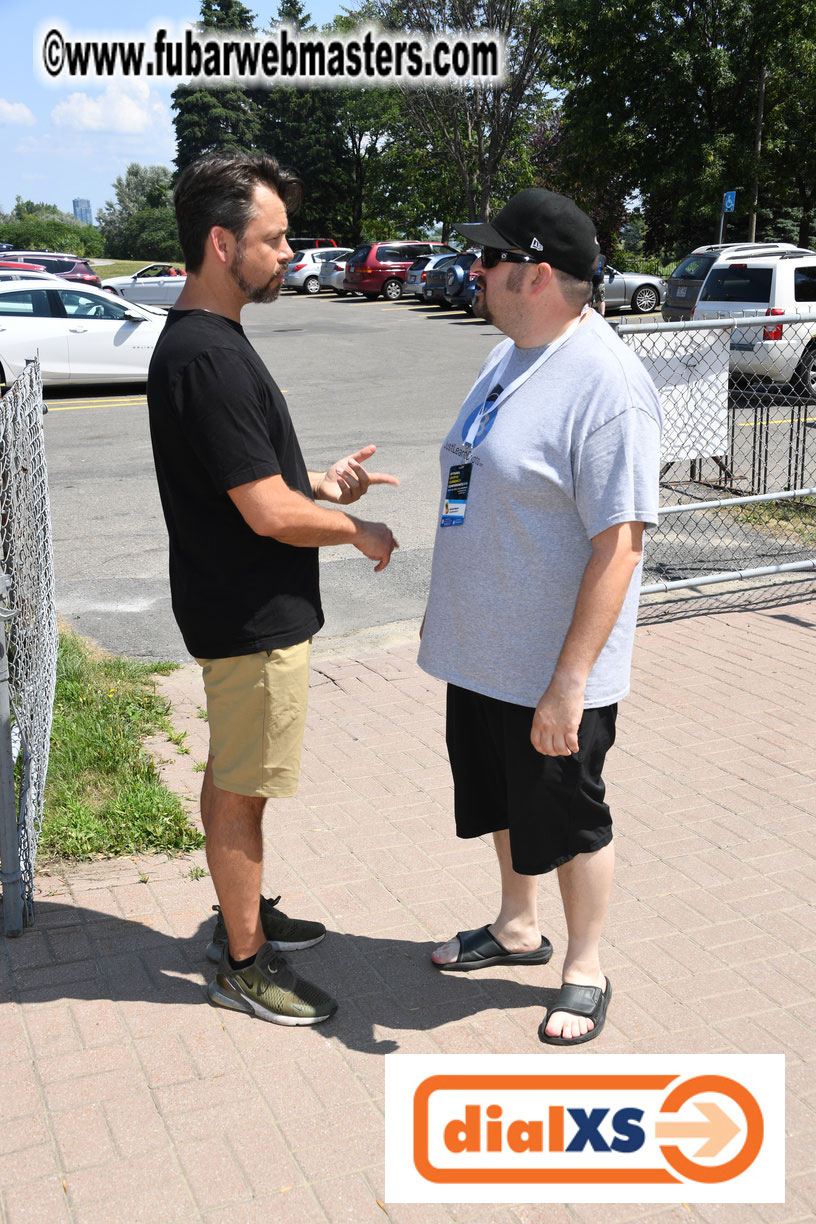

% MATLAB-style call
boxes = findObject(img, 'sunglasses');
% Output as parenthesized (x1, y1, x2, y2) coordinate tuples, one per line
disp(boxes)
(480, 246, 538, 269)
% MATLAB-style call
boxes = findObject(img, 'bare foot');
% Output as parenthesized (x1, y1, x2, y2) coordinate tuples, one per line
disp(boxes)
(543, 971, 606, 1041)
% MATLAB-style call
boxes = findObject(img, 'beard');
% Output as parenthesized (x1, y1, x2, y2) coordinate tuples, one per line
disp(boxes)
(229, 245, 282, 303)
(472, 277, 493, 324)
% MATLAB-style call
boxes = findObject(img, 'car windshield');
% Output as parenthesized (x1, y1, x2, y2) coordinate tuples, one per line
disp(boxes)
(700, 266, 773, 303)
(672, 254, 716, 280)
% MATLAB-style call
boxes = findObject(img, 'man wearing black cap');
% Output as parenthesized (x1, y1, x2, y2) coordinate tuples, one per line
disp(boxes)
(417, 188, 662, 1045)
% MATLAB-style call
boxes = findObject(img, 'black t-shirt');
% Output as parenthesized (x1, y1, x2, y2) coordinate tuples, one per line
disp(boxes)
(147, 309, 323, 658)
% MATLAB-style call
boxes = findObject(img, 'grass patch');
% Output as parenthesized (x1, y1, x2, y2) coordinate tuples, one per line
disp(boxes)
(728, 498, 816, 545)
(40, 629, 204, 860)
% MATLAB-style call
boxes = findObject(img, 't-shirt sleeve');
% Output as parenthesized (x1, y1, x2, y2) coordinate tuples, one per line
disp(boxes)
(572, 403, 661, 539)
(175, 350, 282, 493)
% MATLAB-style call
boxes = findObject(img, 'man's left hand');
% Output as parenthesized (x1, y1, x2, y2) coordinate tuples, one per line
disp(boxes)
(314, 445, 399, 505)
(531, 679, 585, 757)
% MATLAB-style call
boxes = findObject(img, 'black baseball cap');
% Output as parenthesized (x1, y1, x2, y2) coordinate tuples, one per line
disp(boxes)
(456, 188, 599, 281)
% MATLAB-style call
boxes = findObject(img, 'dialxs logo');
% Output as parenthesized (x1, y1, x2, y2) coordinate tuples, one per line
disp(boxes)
(385, 1054, 784, 1204)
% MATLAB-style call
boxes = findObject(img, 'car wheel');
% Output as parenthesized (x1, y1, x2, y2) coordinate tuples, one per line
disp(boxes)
(302, 276, 320, 295)
(631, 284, 659, 314)
(333, 288, 348, 296)
(382, 278, 403, 301)
(437, 300, 453, 309)
(364, 292, 379, 301)
(793, 345, 816, 400)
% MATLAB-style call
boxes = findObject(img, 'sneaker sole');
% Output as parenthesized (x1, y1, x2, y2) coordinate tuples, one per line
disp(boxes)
(207, 979, 337, 1026)
(205, 931, 325, 963)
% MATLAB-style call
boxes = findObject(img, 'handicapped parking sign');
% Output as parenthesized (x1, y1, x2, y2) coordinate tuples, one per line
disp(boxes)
(723, 191, 736, 213)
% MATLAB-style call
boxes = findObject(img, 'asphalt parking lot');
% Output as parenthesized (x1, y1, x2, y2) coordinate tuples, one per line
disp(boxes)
(44, 290, 507, 661)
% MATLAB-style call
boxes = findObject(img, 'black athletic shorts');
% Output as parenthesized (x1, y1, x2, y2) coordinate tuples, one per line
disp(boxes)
(445, 684, 617, 876)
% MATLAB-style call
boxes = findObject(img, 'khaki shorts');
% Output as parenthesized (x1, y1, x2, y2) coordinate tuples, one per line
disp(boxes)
(195, 639, 311, 798)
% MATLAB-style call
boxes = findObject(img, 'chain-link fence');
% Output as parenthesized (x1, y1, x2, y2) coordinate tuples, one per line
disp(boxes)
(0, 359, 57, 934)
(616, 314, 816, 611)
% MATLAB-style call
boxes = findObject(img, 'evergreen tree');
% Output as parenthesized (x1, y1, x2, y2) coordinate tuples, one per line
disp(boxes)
(254, 0, 351, 237)
(172, 0, 261, 174)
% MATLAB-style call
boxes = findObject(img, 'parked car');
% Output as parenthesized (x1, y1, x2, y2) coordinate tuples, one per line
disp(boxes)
(442, 252, 480, 311)
(0, 251, 101, 287)
(0, 243, 12, 253)
(692, 247, 816, 396)
(287, 237, 337, 250)
(662, 242, 801, 321)
(283, 247, 352, 294)
(343, 241, 457, 300)
(101, 263, 186, 306)
(0, 260, 54, 281)
(405, 253, 458, 300)
(422, 254, 461, 305)
(0, 279, 166, 385)
(0, 269, 60, 284)
(319, 252, 355, 295)
(602, 265, 665, 314)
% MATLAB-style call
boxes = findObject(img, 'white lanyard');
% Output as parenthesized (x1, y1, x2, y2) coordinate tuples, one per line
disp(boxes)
(462, 312, 586, 453)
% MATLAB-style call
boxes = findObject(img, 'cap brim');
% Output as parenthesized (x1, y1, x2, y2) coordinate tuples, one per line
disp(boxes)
(454, 221, 515, 249)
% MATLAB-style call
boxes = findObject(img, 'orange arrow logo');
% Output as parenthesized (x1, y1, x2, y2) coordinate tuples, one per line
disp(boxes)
(655, 1102, 741, 1158)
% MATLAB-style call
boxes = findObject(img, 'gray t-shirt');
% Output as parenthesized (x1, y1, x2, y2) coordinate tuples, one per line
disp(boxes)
(417, 309, 663, 709)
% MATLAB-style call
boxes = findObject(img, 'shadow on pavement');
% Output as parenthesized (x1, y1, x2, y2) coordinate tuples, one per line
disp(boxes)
(2, 901, 558, 1054)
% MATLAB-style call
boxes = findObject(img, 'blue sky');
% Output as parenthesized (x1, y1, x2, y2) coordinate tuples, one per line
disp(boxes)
(2, 0, 341, 219)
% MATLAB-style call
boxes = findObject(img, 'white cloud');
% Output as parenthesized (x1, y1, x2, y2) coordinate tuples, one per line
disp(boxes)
(0, 99, 36, 127)
(51, 81, 167, 136)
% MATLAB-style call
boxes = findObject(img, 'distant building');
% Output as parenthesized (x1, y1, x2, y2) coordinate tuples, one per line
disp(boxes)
(72, 198, 93, 226)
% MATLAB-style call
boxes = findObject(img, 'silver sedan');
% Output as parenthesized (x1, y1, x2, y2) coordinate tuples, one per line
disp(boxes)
(284, 248, 351, 295)
(603, 266, 666, 314)
(101, 263, 186, 307)
(318, 251, 355, 295)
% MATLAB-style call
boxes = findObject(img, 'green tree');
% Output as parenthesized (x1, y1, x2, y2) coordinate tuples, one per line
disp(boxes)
(117, 208, 184, 261)
(97, 164, 174, 256)
(366, 0, 553, 222)
(757, 23, 816, 248)
(11, 197, 80, 226)
(256, 1, 360, 241)
(529, 100, 630, 255)
(172, 0, 260, 173)
(549, 0, 816, 256)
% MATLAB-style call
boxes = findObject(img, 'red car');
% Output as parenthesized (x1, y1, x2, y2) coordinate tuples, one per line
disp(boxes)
(343, 240, 457, 301)
(0, 252, 101, 287)
(0, 260, 48, 277)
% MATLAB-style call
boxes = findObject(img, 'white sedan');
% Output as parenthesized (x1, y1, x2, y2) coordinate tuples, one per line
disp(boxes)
(0, 279, 166, 385)
(101, 263, 186, 307)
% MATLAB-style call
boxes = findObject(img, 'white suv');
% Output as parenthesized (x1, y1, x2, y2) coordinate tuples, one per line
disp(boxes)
(692, 248, 816, 396)
(662, 241, 799, 321)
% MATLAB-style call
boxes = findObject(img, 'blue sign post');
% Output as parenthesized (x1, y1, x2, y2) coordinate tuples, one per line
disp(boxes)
(718, 190, 737, 242)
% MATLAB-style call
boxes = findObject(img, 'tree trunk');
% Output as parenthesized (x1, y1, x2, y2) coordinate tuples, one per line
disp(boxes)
(748, 65, 766, 243)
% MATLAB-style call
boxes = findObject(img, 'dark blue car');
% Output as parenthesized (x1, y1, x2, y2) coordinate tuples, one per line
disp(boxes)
(443, 251, 480, 312)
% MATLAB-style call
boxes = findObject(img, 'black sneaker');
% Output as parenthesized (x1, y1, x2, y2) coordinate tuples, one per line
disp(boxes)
(206, 895, 326, 963)
(207, 942, 337, 1026)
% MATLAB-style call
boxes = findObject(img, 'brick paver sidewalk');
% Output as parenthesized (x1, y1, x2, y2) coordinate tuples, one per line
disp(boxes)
(1, 600, 815, 1223)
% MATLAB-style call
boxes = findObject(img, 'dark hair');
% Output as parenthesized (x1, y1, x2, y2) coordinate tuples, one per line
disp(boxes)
(173, 152, 304, 273)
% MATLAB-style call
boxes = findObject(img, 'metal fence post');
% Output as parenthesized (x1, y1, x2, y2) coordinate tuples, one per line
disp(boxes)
(0, 574, 21, 938)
